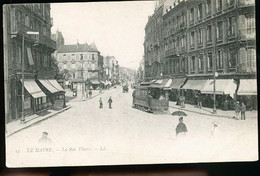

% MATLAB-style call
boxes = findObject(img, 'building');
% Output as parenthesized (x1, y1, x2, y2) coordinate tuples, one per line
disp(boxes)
(143, 0, 256, 110)
(56, 42, 100, 91)
(51, 29, 64, 49)
(137, 58, 145, 82)
(119, 67, 137, 84)
(103, 56, 120, 85)
(5, 4, 63, 123)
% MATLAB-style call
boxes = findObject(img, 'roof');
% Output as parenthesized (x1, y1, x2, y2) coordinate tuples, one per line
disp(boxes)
(57, 43, 99, 53)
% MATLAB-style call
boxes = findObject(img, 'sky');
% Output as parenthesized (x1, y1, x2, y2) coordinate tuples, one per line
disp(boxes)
(51, 1, 156, 70)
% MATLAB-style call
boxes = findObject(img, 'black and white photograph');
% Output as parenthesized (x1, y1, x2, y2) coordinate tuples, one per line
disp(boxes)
(3, 0, 258, 167)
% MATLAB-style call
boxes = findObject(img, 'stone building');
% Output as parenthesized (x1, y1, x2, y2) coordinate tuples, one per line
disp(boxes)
(51, 29, 64, 49)
(144, 0, 256, 110)
(5, 4, 61, 123)
(104, 56, 120, 85)
(56, 42, 100, 91)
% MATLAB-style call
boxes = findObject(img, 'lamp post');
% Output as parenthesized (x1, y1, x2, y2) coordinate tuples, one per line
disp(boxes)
(81, 58, 84, 100)
(21, 31, 39, 123)
(213, 71, 218, 114)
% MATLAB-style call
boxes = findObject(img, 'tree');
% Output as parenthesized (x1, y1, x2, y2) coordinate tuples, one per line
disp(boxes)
(50, 56, 60, 78)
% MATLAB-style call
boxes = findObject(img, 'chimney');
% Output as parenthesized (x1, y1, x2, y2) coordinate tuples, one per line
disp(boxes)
(77, 39, 79, 48)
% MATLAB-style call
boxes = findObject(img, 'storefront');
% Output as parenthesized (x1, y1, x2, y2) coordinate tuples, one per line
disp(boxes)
(237, 79, 257, 110)
(38, 79, 66, 108)
(182, 79, 208, 105)
(200, 79, 237, 109)
(88, 78, 100, 90)
(22, 79, 47, 116)
(169, 78, 186, 101)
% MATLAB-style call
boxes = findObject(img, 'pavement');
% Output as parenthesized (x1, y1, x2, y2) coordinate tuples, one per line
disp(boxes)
(5, 88, 112, 138)
(169, 101, 257, 119)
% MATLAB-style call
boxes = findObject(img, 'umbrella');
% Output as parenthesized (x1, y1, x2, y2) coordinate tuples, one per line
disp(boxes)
(171, 111, 187, 116)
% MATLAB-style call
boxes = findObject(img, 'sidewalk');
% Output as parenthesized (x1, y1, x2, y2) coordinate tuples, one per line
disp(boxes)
(6, 106, 71, 137)
(65, 89, 105, 103)
(169, 101, 257, 119)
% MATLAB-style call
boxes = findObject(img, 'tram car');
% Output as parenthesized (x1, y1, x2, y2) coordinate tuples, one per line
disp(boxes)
(133, 85, 169, 112)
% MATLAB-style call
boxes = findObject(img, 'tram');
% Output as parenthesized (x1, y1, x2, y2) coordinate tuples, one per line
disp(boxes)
(132, 84, 169, 112)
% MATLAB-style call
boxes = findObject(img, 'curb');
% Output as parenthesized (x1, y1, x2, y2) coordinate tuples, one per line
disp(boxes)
(6, 106, 71, 138)
(169, 105, 234, 119)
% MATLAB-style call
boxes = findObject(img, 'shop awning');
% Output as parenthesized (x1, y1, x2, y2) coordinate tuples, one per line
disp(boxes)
(183, 79, 208, 90)
(150, 79, 172, 89)
(26, 47, 34, 65)
(237, 79, 257, 95)
(39, 79, 60, 93)
(140, 80, 156, 86)
(47, 80, 65, 92)
(100, 81, 105, 85)
(170, 78, 186, 89)
(89, 79, 100, 85)
(22, 79, 46, 98)
(200, 79, 237, 95)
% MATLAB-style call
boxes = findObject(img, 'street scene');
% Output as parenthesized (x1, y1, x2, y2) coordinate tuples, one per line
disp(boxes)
(4, 0, 257, 167)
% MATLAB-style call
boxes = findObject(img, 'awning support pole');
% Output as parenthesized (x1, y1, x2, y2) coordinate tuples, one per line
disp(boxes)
(21, 34, 25, 123)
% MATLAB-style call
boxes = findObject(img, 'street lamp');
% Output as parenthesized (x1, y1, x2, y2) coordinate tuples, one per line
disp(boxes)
(81, 57, 84, 100)
(21, 31, 39, 123)
(213, 71, 218, 114)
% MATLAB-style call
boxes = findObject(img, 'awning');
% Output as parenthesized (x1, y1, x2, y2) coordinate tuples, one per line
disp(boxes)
(47, 80, 65, 92)
(90, 79, 100, 85)
(200, 79, 237, 95)
(100, 81, 106, 85)
(22, 79, 46, 98)
(170, 78, 186, 89)
(150, 79, 172, 89)
(183, 79, 208, 90)
(39, 79, 60, 93)
(237, 79, 257, 95)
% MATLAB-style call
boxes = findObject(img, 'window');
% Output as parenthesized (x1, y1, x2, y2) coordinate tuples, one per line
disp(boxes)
(207, 52, 213, 71)
(92, 54, 95, 60)
(228, 48, 236, 69)
(246, 48, 256, 69)
(228, 16, 235, 36)
(25, 15, 30, 27)
(191, 56, 196, 72)
(190, 8, 194, 24)
(216, 0, 222, 11)
(80, 54, 84, 61)
(207, 25, 212, 42)
(216, 50, 223, 69)
(217, 21, 223, 40)
(198, 4, 203, 20)
(227, 0, 235, 7)
(198, 28, 203, 45)
(246, 15, 255, 37)
(206, 0, 211, 15)
(177, 15, 180, 28)
(198, 54, 204, 72)
(181, 35, 185, 48)
(190, 31, 195, 48)
(72, 63, 76, 69)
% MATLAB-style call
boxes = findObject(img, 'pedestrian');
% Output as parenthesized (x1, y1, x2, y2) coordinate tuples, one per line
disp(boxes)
(89, 89, 92, 99)
(210, 122, 218, 137)
(108, 96, 113, 109)
(197, 94, 202, 109)
(241, 102, 246, 120)
(176, 116, 188, 136)
(99, 97, 103, 109)
(38, 132, 52, 144)
(181, 96, 185, 108)
(223, 99, 229, 111)
(234, 101, 241, 120)
(132, 90, 136, 104)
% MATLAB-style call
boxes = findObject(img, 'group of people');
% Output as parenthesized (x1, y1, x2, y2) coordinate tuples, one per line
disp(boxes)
(99, 97, 113, 109)
(234, 101, 247, 120)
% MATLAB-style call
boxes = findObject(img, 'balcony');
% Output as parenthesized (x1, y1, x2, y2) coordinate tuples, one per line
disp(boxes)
(238, 0, 254, 7)
(238, 29, 255, 40)
(165, 48, 177, 57)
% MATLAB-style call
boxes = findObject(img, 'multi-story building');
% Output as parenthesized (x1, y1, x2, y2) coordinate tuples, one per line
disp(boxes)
(56, 42, 100, 91)
(5, 4, 61, 123)
(51, 29, 64, 49)
(144, 0, 166, 79)
(137, 58, 145, 82)
(103, 56, 120, 85)
(144, 0, 256, 110)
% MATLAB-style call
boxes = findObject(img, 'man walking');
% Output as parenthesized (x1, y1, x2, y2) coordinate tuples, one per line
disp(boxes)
(108, 96, 113, 109)
(241, 102, 246, 120)
(197, 94, 202, 109)
(89, 89, 92, 99)
(99, 97, 103, 109)
(234, 101, 241, 120)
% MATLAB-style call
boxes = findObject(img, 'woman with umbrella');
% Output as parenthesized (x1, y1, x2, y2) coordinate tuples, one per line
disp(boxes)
(175, 116, 188, 136)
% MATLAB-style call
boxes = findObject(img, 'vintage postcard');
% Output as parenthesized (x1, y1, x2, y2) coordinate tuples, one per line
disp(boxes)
(4, 0, 258, 167)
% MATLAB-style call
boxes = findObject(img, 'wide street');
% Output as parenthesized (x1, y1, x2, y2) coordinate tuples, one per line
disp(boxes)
(6, 87, 258, 167)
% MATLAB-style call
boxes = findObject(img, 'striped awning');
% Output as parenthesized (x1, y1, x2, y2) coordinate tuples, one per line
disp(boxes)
(237, 79, 257, 95)
(22, 79, 46, 98)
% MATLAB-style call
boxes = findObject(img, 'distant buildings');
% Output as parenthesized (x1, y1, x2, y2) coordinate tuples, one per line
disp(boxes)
(137, 58, 145, 82)
(51, 29, 64, 49)
(4, 4, 65, 123)
(119, 67, 136, 84)
(104, 56, 120, 85)
(56, 42, 100, 91)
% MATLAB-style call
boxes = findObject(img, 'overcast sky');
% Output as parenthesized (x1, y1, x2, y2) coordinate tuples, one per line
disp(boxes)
(51, 1, 155, 69)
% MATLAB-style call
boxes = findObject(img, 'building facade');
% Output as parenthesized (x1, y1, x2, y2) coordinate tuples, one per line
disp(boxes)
(143, 0, 256, 109)
(56, 42, 100, 91)
(51, 29, 64, 49)
(6, 4, 57, 123)
(104, 56, 120, 85)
